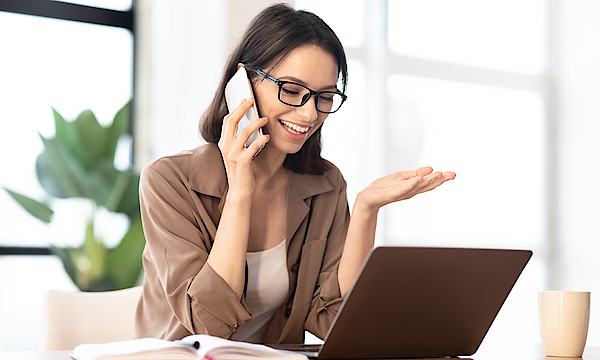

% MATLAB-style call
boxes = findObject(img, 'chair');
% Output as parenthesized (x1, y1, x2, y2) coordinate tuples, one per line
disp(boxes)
(41, 286, 143, 350)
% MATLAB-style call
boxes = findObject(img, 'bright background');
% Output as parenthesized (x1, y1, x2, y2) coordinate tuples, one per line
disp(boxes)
(1, 0, 600, 351)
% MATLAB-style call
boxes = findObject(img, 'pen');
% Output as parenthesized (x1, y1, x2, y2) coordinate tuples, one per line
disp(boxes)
(175, 340, 201, 349)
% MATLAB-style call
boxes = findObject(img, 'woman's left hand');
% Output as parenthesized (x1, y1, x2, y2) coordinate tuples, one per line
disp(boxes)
(356, 166, 456, 212)
(339, 166, 455, 295)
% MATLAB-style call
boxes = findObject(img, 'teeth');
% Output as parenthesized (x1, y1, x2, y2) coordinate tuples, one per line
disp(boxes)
(280, 120, 310, 134)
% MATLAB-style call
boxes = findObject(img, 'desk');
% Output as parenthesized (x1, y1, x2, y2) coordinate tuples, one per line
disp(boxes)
(474, 342, 600, 360)
(0, 351, 70, 360)
(2, 344, 600, 360)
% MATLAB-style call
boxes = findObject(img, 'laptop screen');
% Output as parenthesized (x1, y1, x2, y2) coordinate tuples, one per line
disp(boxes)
(316, 246, 532, 359)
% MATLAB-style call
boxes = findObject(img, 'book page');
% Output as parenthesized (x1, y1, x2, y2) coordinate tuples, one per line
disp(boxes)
(181, 334, 307, 360)
(71, 338, 197, 360)
(71, 335, 307, 360)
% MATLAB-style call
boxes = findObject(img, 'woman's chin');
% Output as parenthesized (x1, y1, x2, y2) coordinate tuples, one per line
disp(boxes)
(266, 139, 304, 156)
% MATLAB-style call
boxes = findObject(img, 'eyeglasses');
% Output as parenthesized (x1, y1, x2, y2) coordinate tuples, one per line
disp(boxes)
(254, 69, 347, 114)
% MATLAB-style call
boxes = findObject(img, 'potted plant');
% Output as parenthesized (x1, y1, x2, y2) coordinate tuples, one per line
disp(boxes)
(3, 102, 145, 291)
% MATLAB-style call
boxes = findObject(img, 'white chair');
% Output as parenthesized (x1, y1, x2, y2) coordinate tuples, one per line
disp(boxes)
(41, 286, 143, 350)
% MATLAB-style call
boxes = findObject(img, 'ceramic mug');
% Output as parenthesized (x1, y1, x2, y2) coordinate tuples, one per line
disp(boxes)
(539, 290, 591, 357)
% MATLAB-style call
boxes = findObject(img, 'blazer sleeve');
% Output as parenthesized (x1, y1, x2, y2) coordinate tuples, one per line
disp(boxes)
(304, 172, 350, 339)
(138, 159, 252, 339)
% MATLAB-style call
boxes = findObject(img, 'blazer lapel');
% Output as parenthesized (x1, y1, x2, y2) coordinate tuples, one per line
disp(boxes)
(286, 169, 334, 247)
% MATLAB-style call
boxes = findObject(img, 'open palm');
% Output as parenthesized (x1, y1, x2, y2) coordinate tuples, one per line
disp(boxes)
(358, 166, 456, 210)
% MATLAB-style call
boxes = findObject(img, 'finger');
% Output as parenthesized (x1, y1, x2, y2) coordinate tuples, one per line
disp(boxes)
(443, 171, 457, 180)
(223, 98, 256, 139)
(423, 171, 455, 184)
(417, 169, 455, 186)
(246, 133, 270, 159)
(237, 116, 268, 148)
(421, 171, 443, 183)
(392, 166, 433, 181)
(416, 166, 434, 177)
(416, 171, 456, 194)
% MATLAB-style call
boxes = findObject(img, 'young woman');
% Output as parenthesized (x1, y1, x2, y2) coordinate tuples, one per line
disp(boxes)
(135, 4, 455, 344)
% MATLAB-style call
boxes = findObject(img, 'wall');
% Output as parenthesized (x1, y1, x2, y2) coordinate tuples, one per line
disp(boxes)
(134, 0, 293, 168)
(556, 0, 600, 342)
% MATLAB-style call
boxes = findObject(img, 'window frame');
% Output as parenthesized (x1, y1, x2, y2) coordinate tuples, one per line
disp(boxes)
(0, 0, 135, 255)
(353, 0, 554, 287)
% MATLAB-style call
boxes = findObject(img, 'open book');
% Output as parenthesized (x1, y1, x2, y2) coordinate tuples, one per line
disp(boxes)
(70, 334, 308, 360)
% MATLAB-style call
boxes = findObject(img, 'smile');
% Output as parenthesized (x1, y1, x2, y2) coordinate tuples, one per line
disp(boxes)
(279, 120, 310, 135)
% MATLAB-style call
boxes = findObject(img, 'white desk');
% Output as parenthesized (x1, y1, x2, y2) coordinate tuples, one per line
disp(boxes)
(2, 343, 599, 360)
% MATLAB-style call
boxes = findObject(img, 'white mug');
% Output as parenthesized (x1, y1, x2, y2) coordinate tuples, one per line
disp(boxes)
(539, 291, 591, 357)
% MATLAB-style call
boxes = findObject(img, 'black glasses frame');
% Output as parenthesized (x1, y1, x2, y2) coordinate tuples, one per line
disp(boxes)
(254, 69, 347, 114)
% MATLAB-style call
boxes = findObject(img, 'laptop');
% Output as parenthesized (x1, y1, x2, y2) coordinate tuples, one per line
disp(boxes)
(272, 246, 532, 359)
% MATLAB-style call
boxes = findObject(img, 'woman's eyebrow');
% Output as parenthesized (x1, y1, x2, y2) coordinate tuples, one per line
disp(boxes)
(278, 75, 338, 90)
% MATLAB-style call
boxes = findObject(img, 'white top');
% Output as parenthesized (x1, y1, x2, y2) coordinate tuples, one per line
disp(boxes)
(231, 239, 289, 343)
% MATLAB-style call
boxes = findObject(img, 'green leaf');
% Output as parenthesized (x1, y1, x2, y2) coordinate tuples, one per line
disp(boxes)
(85, 158, 122, 209)
(106, 102, 131, 161)
(52, 108, 91, 168)
(38, 135, 123, 204)
(107, 216, 145, 289)
(2, 187, 54, 223)
(108, 171, 140, 217)
(38, 134, 85, 197)
(74, 110, 109, 167)
(117, 172, 140, 218)
(36, 152, 69, 198)
(52, 108, 69, 145)
(104, 170, 131, 213)
(83, 216, 107, 281)
(20, 103, 142, 292)
(87, 278, 118, 292)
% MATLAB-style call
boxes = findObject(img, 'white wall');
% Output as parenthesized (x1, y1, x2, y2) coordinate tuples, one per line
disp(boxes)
(134, 0, 293, 168)
(134, 0, 227, 167)
(555, 0, 600, 342)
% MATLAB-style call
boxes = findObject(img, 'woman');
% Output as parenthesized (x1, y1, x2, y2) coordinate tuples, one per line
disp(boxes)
(135, 4, 455, 344)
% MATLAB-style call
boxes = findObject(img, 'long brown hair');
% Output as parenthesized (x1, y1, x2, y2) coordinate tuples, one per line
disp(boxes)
(200, 3, 348, 175)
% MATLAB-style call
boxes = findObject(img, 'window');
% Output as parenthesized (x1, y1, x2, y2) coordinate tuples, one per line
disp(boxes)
(0, 1, 133, 350)
(0, 11, 133, 248)
(297, 0, 547, 344)
(388, 0, 546, 74)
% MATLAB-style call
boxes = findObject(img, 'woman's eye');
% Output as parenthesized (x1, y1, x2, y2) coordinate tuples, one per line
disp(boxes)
(319, 94, 334, 103)
(282, 88, 299, 95)
(281, 87, 301, 96)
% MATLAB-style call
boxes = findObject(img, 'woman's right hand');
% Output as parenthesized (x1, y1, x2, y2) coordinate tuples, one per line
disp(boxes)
(218, 98, 270, 199)
(211, 98, 269, 299)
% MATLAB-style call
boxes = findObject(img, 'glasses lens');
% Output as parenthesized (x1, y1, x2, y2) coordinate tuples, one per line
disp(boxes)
(317, 92, 344, 113)
(278, 83, 345, 113)
(279, 83, 309, 106)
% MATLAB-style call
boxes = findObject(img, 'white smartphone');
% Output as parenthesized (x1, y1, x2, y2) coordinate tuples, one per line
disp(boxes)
(224, 66, 263, 149)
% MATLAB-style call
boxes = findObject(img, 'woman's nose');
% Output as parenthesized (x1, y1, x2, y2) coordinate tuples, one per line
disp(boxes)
(296, 94, 319, 122)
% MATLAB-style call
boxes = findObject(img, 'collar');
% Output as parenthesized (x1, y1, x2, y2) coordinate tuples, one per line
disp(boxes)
(188, 142, 335, 257)
(188, 143, 334, 201)
(188, 143, 228, 198)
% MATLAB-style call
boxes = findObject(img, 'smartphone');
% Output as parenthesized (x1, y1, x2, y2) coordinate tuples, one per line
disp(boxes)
(224, 66, 263, 149)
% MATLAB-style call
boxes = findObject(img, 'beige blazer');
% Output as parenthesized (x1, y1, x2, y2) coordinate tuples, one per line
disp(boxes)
(135, 143, 350, 344)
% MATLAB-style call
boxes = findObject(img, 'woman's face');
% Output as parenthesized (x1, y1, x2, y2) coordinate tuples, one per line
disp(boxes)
(252, 45, 339, 156)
